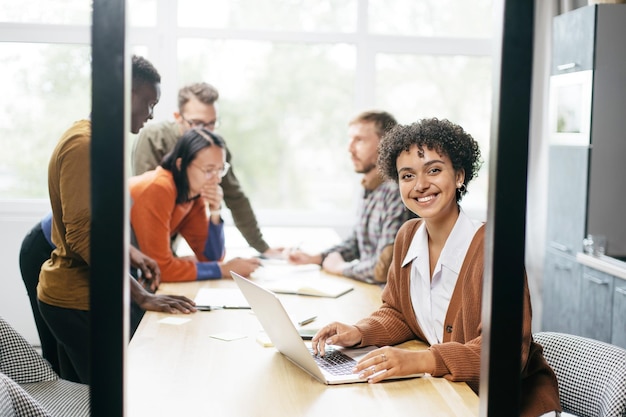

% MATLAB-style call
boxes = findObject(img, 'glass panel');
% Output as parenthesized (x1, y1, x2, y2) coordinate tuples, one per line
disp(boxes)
(0, 0, 90, 25)
(129, 0, 157, 27)
(178, 0, 357, 32)
(177, 39, 356, 211)
(0, 43, 90, 198)
(376, 53, 492, 208)
(369, 0, 493, 38)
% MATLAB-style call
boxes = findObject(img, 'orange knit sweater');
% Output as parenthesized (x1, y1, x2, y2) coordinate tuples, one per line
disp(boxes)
(129, 167, 224, 282)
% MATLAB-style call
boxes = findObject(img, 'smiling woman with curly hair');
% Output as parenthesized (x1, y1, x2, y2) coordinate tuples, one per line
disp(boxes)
(312, 117, 561, 417)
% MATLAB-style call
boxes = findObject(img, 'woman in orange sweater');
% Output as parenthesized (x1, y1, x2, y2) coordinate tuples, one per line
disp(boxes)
(130, 128, 260, 282)
(312, 118, 561, 416)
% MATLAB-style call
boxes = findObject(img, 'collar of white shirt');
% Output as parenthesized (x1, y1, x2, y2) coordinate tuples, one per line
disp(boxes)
(401, 208, 482, 272)
(402, 208, 483, 345)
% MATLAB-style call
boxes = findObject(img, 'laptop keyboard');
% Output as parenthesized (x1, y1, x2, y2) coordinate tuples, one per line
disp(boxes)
(309, 347, 357, 376)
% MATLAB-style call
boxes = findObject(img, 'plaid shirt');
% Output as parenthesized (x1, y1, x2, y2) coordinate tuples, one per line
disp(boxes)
(322, 174, 411, 283)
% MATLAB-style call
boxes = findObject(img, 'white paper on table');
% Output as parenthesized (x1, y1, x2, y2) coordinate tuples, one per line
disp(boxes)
(194, 288, 250, 308)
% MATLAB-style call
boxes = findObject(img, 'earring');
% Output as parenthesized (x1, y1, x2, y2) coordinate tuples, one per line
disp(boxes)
(457, 184, 467, 194)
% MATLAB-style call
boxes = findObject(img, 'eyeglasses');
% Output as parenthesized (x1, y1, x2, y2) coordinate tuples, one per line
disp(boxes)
(191, 161, 230, 179)
(181, 115, 219, 131)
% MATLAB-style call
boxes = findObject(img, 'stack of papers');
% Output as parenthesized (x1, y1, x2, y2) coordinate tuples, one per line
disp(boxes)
(249, 262, 353, 298)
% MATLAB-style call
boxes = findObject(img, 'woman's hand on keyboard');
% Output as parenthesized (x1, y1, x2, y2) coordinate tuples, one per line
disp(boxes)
(355, 347, 435, 384)
(311, 322, 362, 356)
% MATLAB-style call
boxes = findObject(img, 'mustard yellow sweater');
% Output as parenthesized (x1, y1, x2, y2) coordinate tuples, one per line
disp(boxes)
(38, 120, 92, 311)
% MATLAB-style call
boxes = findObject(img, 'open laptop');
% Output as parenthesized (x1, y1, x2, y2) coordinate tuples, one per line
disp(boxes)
(231, 271, 423, 385)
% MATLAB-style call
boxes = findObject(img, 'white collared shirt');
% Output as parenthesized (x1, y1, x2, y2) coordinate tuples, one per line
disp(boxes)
(402, 208, 483, 345)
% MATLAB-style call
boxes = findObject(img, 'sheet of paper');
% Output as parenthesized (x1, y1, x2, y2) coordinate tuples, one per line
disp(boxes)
(210, 332, 247, 342)
(194, 288, 249, 308)
(250, 264, 321, 281)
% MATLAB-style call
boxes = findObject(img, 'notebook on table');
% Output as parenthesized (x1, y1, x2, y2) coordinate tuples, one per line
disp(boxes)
(250, 263, 353, 298)
(262, 277, 353, 298)
(231, 271, 423, 385)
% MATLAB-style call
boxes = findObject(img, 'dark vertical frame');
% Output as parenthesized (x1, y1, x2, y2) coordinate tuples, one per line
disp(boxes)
(91, 0, 128, 415)
(480, 1, 535, 416)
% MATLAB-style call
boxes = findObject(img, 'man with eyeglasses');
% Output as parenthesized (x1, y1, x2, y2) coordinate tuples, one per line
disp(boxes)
(132, 82, 282, 258)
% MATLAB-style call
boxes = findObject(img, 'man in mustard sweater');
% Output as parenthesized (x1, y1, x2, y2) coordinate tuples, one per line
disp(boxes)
(38, 55, 197, 384)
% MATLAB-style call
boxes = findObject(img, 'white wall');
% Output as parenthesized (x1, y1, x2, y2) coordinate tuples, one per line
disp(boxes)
(0, 199, 50, 345)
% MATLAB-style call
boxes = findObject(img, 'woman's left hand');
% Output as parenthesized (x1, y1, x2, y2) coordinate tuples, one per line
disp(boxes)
(201, 183, 223, 210)
(353, 347, 434, 383)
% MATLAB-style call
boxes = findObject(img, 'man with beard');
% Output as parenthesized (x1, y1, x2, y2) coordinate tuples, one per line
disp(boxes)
(289, 111, 412, 284)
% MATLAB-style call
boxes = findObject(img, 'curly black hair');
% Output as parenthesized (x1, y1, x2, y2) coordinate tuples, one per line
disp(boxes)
(377, 117, 482, 202)
(131, 55, 161, 86)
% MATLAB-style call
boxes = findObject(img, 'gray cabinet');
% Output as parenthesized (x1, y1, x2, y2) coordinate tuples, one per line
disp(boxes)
(552, 5, 595, 74)
(612, 279, 626, 349)
(542, 249, 581, 334)
(543, 5, 626, 341)
(580, 267, 614, 343)
(547, 4, 626, 258)
(586, 5, 626, 259)
(545, 146, 588, 255)
(543, 8, 593, 323)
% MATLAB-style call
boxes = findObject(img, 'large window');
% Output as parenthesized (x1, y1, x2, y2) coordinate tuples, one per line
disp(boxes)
(0, 0, 91, 25)
(0, 0, 493, 222)
(375, 54, 492, 209)
(369, 0, 493, 37)
(178, 39, 357, 210)
(177, 0, 358, 32)
(0, 43, 90, 198)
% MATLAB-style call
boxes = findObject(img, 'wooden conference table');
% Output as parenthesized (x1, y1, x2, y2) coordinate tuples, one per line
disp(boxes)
(127, 269, 479, 417)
